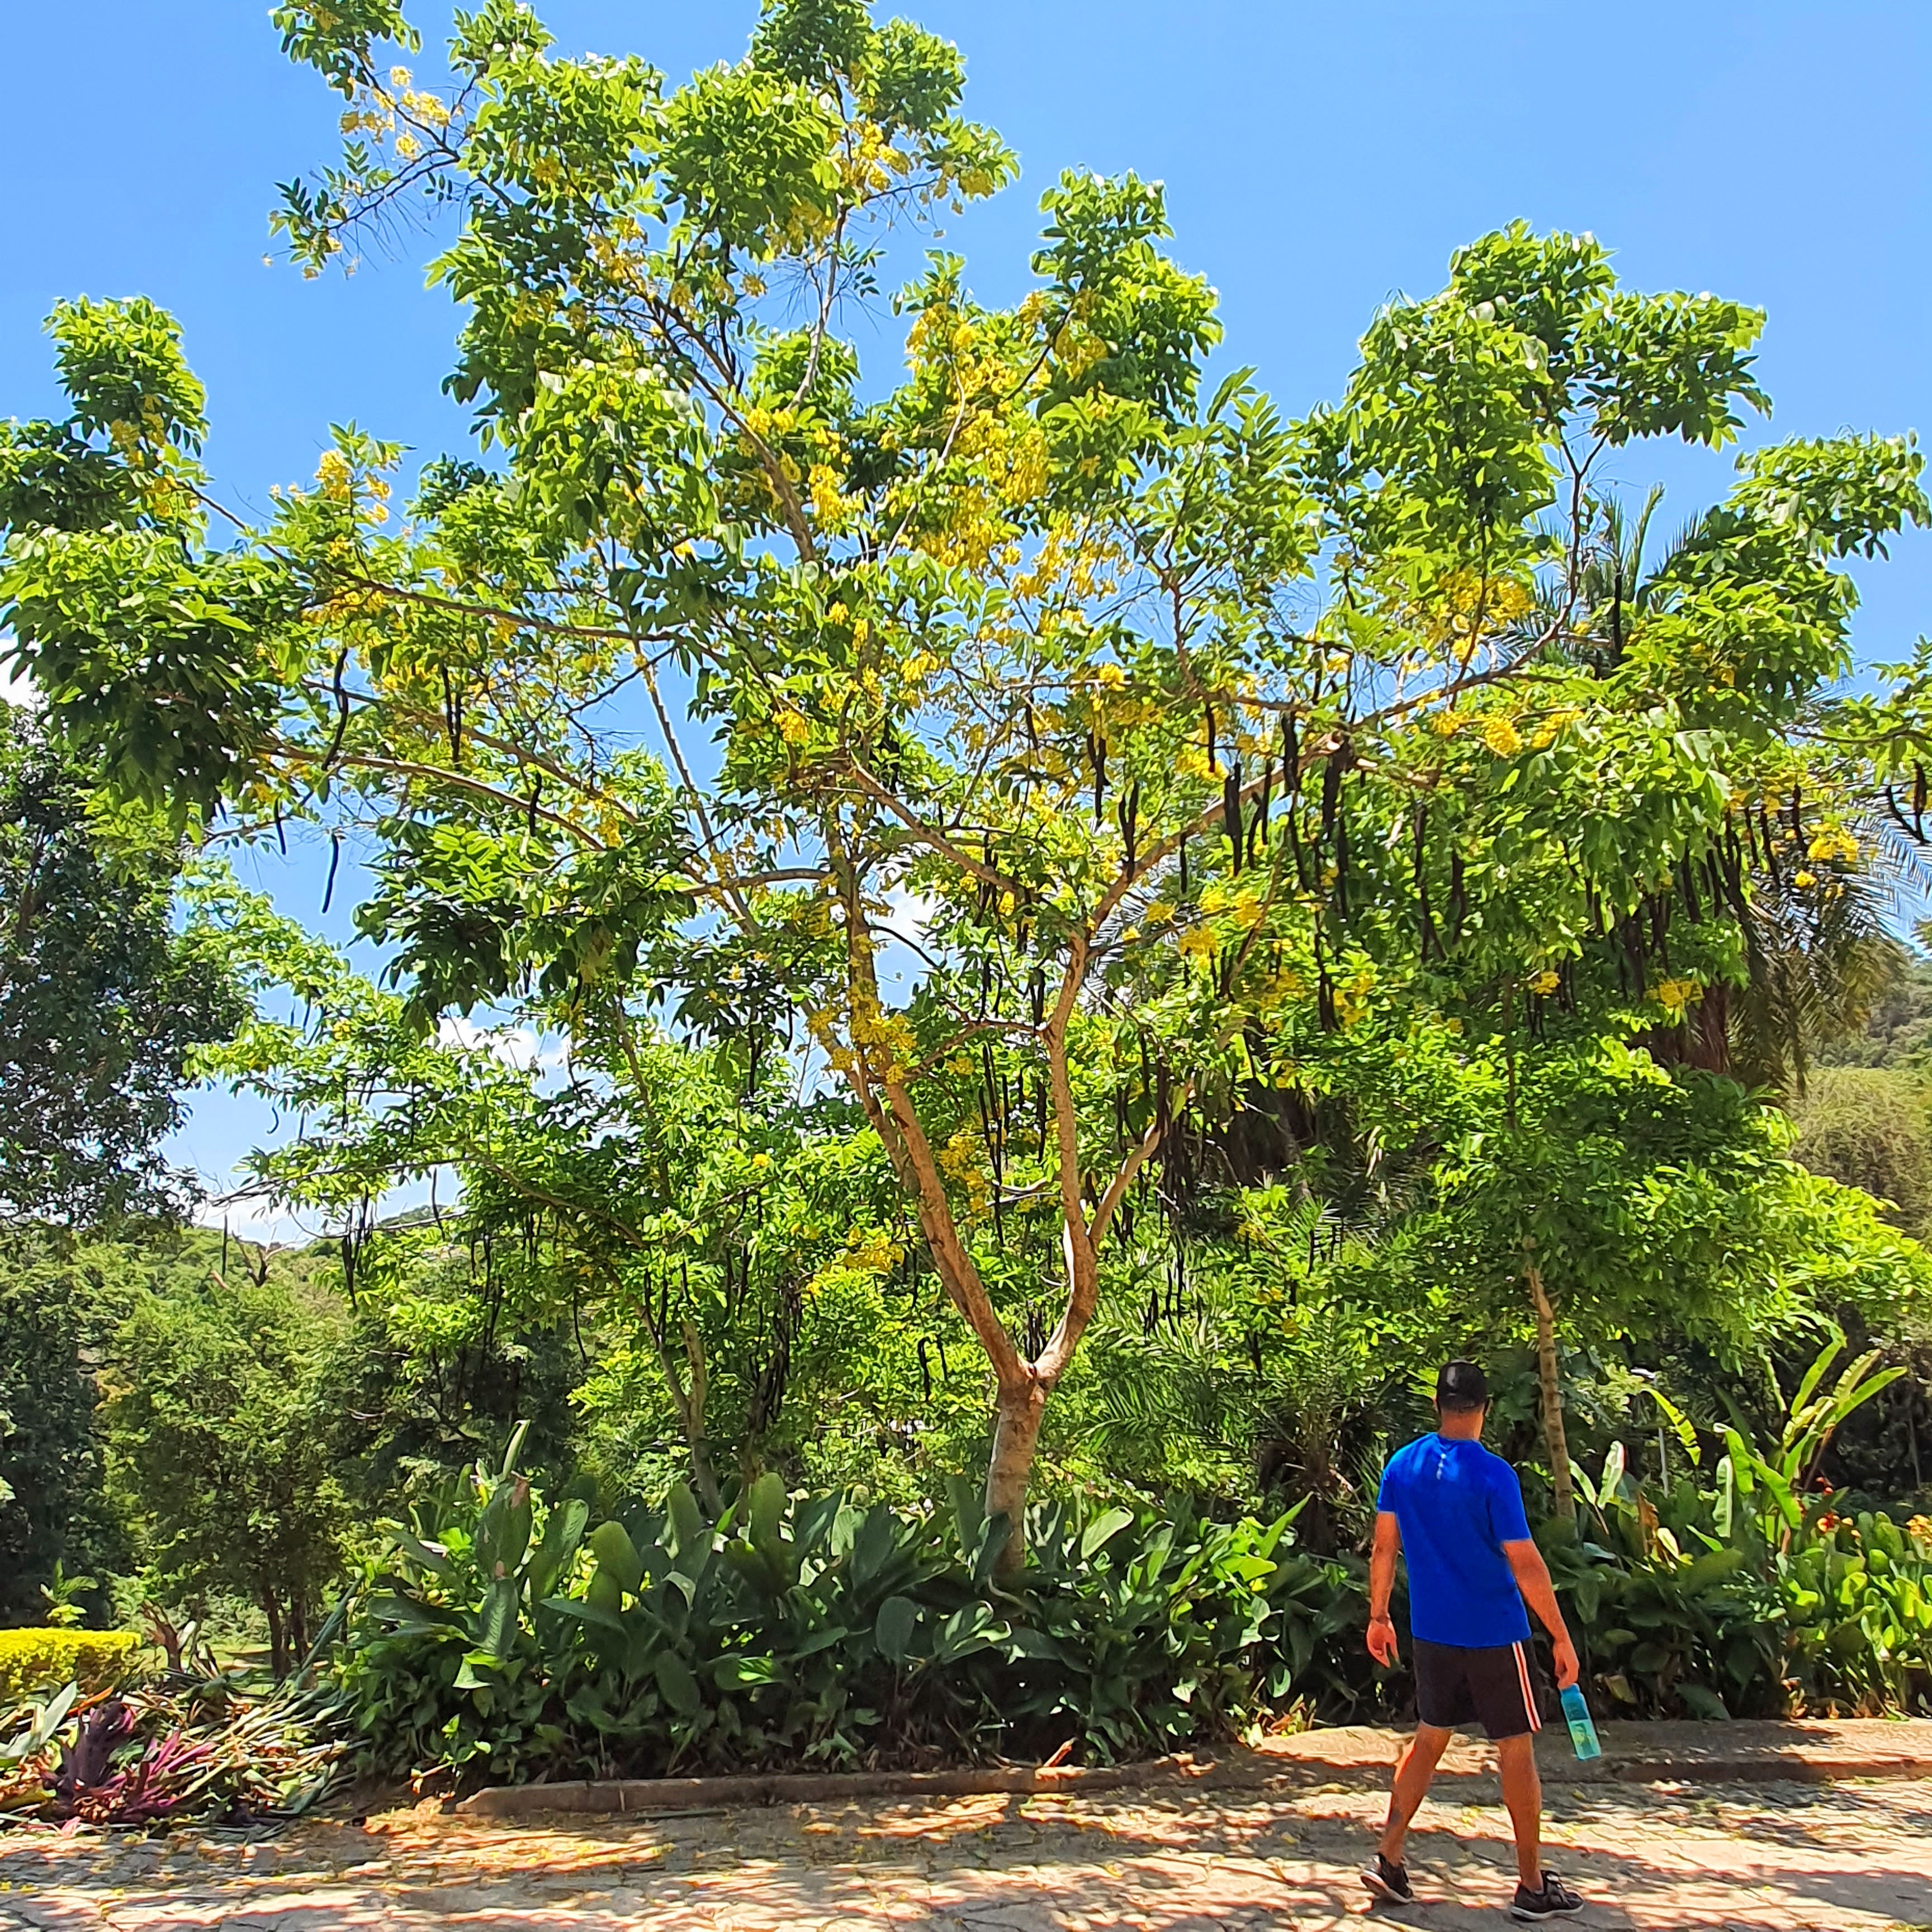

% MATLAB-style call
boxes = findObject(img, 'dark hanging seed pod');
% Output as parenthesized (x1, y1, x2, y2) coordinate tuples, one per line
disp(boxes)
(1760, 804, 1782, 886)
(1888, 785, 1920, 845)
(1283, 712, 1300, 796)
(1413, 806, 1437, 962)
(1624, 915, 1649, 994)
(1320, 752, 1342, 845)
(1678, 854, 1702, 925)
(1287, 804, 1310, 891)
(1224, 764, 1244, 873)
(1916, 761, 1928, 838)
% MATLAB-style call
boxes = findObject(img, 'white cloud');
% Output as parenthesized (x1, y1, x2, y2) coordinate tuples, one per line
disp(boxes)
(1, 641, 41, 711)
(884, 879, 940, 945)
(438, 1014, 543, 1069)
(191, 1191, 329, 1248)
(877, 876, 941, 994)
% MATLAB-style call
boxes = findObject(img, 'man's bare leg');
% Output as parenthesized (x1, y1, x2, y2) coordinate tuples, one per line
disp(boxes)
(1496, 1732, 1542, 1887)
(1377, 1722, 1452, 1867)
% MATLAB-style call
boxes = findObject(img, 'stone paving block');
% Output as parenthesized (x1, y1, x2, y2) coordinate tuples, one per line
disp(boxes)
(5, 1770, 1932, 1930)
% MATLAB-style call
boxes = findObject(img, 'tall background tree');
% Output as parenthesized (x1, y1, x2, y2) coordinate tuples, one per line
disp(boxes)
(0, 702, 241, 1225)
(2, 0, 1926, 1579)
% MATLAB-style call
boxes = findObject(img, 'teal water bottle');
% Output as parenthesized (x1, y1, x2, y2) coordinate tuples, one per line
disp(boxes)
(1560, 1684, 1601, 1760)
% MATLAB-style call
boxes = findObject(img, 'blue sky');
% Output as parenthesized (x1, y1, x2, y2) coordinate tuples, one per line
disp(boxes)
(3, 1, 1929, 1232)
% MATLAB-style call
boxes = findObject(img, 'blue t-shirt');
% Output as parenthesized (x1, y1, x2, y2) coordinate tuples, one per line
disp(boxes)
(1376, 1434, 1533, 1649)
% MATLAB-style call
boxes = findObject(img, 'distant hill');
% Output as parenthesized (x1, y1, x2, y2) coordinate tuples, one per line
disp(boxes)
(1817, 953, 1932, 1072)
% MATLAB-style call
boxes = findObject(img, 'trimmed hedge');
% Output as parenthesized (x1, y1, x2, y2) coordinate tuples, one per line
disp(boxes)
(0, 1628, 141, 1707)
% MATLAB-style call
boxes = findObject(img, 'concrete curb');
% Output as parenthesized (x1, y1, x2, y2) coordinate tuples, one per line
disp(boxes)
(456, 1756, 1215, 1817)
(456, 1717, 1932, 1819)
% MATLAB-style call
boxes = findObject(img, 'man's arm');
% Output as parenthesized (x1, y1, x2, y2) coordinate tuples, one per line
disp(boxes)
(1502, 1538, 1580, 1689)
(1367, 1510, 1400, 1666)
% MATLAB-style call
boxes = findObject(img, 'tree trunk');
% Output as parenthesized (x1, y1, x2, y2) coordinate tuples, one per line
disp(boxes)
(261, 1588, 288, 1682)
(680, 1318, 725, 1517)
(1526, 1257, 1575, 1522)
(985, 1372, 1046, 1578)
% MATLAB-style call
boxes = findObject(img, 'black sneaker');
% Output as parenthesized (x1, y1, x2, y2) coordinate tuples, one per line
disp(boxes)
(1361, 1852, 1415, 1905)
(1510, 1869, 1583, 1920)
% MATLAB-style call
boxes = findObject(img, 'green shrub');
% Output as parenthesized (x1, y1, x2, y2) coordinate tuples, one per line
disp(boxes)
(335, 1332, 1932, 1789)
(0, 1628, 141, 1707)
(335, 1444, 1366, 1788)
(1545, 1348, 1932, 1720)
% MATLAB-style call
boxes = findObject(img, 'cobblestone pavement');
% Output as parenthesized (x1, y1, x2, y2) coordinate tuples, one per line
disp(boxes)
(3, 1773, 1930, 1930)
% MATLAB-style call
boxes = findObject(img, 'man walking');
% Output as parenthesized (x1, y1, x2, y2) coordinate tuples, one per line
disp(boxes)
(1362, 1360, 1585, 1921)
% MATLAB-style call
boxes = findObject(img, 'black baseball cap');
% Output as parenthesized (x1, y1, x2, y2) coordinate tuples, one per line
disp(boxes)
(1436, 1360, 1489, 1411)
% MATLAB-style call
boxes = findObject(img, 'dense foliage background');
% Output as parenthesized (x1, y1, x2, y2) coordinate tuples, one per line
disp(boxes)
(3, 0, 1932, 1800)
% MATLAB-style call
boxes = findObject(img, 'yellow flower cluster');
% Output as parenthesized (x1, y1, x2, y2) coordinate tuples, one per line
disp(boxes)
(1335, 968, 1376, 1028)
(809, 461, 863, 532)
(844, 1229, 903, 1275)
(315, 448, 354, 500)
(939, 1128, 992, 1219)
(849, 1000, 919, 1082)
(1424, 569, 1535, 646)
(1654, 977, 1702, 1018)
(1530, 708, 1580, 750)
(1806, 824, 1859, 866)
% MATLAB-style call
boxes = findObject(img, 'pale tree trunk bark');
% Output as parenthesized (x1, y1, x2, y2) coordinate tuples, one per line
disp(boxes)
(678, 1318, 724, 1517)
(817, 824, 1182, 1583)
(986, 1373, 1046, 1566)
(1526, 1256, 1575, 1522)
(638, 1305, 724, 1517)
(822, 837, 1038, 1571)
(603, 996, 724, 1517)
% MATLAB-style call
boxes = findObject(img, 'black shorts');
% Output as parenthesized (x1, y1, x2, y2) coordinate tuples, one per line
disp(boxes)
(1412, 1636, 1543, 1740)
